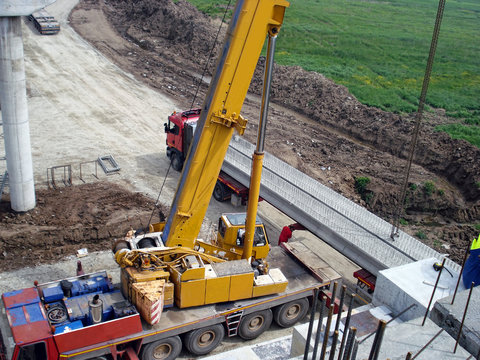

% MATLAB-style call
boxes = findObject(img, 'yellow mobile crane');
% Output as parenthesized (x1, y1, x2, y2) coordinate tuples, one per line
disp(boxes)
(115, 0, 291, 308)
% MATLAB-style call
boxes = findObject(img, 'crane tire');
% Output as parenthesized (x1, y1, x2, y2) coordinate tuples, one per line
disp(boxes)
(140, 336, 182, 360)
(184, 324, 225, 356)
(273, 298, 309, 328)
(238, 309, 273, 340)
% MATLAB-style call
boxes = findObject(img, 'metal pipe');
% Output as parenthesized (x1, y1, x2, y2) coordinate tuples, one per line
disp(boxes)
(451, 239, 473, 305)
(320, 305, 335, 360)
(338, 294, 356, 360)
(454, 282, 475, 353)
(304, 288, 319, 360)
(334, 285, 347, 333)
(243, 33, 277, 261)
(422, 258, 446, 326)
(342, 327, 357, 360)
(359, 304, 416, 344)
(411, 328, 443, 360)
(312, 296, 326, 360)
(328, 330, 339, 360)
(371, 320, 387, 360)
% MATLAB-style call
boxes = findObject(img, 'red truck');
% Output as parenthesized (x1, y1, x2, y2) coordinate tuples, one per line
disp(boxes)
(165, 109, 250, 206)
(0, 247, 338, 360)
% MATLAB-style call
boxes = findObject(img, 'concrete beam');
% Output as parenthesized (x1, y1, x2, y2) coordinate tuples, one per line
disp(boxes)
(0, 0, 56, 16)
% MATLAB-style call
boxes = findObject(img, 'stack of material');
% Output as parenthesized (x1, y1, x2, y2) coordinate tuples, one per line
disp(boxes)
(120, 267, 174, 312)
(131, 280, 165, 325)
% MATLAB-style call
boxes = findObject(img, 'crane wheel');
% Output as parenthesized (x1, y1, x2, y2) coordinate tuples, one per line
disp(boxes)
(140, 336, 182, 360)
(273, 298, 309, 328)
(184, 324, 224, 356)
(238, 309, 273, 340)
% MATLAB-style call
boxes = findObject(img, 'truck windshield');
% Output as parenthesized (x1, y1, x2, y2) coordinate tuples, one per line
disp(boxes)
(17, 342, 47, 360)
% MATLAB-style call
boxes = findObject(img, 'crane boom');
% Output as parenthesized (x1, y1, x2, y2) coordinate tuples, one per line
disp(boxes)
(162, 0, 289, 248)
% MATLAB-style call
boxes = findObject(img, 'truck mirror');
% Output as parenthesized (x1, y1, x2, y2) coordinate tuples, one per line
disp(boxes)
(164, 123, 169, 133)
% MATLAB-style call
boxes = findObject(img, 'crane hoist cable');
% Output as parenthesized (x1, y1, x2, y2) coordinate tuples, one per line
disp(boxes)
(390, 0, 446, 240)
(143, 2, 234, 234)
(189, 0, 233, 111)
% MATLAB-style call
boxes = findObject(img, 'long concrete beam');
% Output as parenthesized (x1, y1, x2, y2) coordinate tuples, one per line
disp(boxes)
(223, 136, 460, 276)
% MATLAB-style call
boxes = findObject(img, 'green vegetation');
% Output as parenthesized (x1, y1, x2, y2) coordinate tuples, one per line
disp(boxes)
(423, 181, 436, 197)
(474, 223, 480, 231)
(409, 183, 418, 191)
(354, 176, 373, 204)
(437, 189, 445, 196)
(399, 218, 408, 226)
(416, 231, 427, 240)
(187, 0, 480, 147)
(476, 181, 480, 189)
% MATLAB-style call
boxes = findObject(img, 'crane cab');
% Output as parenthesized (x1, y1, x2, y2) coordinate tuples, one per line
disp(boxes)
(216, 213, 269, 260)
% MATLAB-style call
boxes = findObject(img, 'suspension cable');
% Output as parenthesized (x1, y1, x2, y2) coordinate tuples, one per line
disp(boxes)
(390, 0, 446, 239)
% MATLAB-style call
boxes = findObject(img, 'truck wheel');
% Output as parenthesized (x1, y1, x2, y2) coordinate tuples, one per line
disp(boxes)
(273, 298, 309, 328)
(184, 324, 225, 356)
(171, 153, 183, 171)
(140, 336, 182, 360)
(213, 181, 228, 202)
(238, 309, 273, 340)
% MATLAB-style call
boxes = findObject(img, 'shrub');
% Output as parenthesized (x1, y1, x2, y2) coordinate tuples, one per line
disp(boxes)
(409, 183, 418, 191)
(355, 176, 371, 194)
(423, 181, 436, 197)
(399, 218, 408, 225)
(437, 189, 445, 196)
(476, 181, 480, 189)
(416, 231, 427, 240)
(474, 223, 480, 231)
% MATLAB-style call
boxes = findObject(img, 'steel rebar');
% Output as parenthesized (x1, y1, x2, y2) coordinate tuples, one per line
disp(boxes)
(454, 282, 475, 353)
(304, 289, 319, 360)
(334, 285, 347, 333)
(328, 330, 339, 360)
(342, 327, 357, 360)
(338, 294, 356, 360)
(312, 296, 327, 360)
(320, 304, 335, 360)
(422, 258, 446, 326)
(405, 352, 412, 360)
(331, 281, 338, 310)
(451, 239, 473, 305)
(411, 328, 444, 359)
(351, 339, 359, 360)
(371, 320, 387, 360)
(359, 304, 416, 344)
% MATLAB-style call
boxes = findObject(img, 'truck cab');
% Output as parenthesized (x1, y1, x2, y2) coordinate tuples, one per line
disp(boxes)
(165, 109, 200, 171)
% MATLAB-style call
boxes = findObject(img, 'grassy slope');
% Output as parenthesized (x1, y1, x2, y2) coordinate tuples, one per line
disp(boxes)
(187, 0, 480, 147)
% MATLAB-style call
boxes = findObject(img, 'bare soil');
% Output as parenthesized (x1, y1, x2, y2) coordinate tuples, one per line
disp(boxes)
(1, 0, 479, 269)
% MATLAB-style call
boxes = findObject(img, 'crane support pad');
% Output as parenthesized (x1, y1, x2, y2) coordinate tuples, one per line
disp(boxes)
(281, 241, 341, 283)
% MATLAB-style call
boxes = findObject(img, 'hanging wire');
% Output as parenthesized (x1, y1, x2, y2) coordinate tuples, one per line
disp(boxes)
(189, 0, 233, 110)
(390, 0, 446, 239)
(144, 159, 173, 232)
(143, 2, 233, 232)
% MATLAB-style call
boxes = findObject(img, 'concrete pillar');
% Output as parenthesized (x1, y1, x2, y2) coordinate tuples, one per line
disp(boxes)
(0, 16, 35, 211)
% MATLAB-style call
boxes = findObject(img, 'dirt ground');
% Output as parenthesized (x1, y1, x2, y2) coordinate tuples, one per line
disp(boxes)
(0, 0, 479, 270)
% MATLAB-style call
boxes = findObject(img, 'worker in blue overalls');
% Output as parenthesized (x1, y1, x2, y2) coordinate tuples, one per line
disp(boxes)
(463, 234, 480, 289)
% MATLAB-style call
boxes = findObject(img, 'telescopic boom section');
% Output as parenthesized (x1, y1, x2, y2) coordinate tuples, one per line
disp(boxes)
(162, 0, 289, 248)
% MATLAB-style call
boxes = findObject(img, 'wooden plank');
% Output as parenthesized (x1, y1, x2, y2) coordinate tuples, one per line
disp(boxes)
(282, 241, 341, 283)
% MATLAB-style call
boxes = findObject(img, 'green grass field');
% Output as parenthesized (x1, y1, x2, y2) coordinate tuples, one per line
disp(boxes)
(187, 0, 480, 147)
